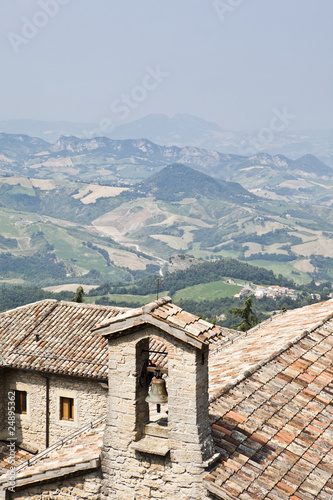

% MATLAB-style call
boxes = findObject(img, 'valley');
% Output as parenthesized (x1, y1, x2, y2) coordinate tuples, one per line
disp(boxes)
(0, 133, 332, 295)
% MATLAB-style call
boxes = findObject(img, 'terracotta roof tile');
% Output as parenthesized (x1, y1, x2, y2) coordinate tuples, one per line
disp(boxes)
(94, 296, 239, 347)
(2, 297, 333, 499)
(0, 300, 125, 380)
(206, 300, 333, 500)
(0, 443, 33, 472)
(0, 420, 104, 487)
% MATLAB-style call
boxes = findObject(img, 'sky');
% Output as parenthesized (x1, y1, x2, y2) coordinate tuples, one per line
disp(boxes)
(0, 0, 332, 130)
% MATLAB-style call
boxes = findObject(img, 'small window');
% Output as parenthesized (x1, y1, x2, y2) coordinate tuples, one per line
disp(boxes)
(15, 390, 27, 414)
(60, 397, 74, 421)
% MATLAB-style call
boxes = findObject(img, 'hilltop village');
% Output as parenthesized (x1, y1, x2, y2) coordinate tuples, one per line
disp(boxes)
(228, 280, 297, 300)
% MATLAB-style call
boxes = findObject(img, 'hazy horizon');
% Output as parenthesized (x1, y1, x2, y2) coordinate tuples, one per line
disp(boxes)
(1, 0, 332, 132)
(1, 114, 333, 134)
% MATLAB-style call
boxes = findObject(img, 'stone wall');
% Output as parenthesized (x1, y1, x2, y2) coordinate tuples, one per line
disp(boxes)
(7, 471, 102, 500)
(2, 370, 45, 452)
(1, 370, 107, 452)
(101, 325, 215, 500)
(47, 374, 107, 447)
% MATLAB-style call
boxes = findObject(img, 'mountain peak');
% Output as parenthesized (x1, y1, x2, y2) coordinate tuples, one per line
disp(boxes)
(136, 163, 256, 203)
(292, 154, 332, 176)
(111, 113, 222, 144)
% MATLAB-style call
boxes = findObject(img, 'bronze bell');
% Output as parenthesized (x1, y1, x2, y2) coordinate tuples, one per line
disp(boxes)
(145, 376, 168, 405)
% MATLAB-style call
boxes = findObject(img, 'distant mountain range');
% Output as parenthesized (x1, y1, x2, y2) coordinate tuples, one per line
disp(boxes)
(1, 115, 332, 166)
(0, 132, 332, 207)
(111, 114, 222, 146)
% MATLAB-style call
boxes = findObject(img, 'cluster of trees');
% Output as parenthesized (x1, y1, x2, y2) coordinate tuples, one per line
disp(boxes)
(84, 241, 112, 266)
(89, 257, 295, 298)
(309, 255, 333, 282)
(0, 285, 72, 313)
(0, 234, 17, 249)
(193, 224, 238, 249)
(233, 229, 303, 246)
(243, 252, 295, 262)
(30, 231, 54, 253)
(300, 280, 332, 300)
(0, 252, 67, 283)
(175, 292, 323, 329)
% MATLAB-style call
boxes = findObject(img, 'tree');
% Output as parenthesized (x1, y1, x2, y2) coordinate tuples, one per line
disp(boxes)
(321, 286, 330, 300)
(73, 286, 84, 303)
(229, 297, 259, 331)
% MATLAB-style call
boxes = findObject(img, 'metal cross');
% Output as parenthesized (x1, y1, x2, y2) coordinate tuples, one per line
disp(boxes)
(154, 278, 163, 300)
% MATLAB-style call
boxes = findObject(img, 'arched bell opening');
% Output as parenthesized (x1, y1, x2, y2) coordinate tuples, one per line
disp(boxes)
(135, 337, 169, 439)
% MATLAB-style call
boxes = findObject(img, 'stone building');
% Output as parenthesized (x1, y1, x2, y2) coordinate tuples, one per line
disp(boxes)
(0, 300, 125, 452)
(93, 297, 230, 500)
(0, 297, 332, 499)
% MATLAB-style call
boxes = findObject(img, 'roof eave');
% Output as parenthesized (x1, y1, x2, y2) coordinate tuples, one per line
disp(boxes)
(203, 478, 237, 500)
(95, 313, 206, 350)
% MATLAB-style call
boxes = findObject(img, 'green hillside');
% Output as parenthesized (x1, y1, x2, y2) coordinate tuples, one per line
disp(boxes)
(1, 138, 333, 287)
(135, 163, 256, 203)
(85, 257, 330, 329)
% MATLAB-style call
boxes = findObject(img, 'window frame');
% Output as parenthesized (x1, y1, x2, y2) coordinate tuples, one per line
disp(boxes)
(15, 390, 27, 415)
(60, 396, 74, 421)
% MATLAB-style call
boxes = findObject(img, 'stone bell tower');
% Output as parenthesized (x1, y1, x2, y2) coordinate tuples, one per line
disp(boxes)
(94, 297, 218, 500)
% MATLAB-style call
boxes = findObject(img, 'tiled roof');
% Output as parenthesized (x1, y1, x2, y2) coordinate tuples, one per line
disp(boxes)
(0, 420, 104, 488)
(209, 298, 333, 400)
(150, 299, 238, 345)
(2, 296, 333, 499)
(0, 297, 237, 380)
(0, 443, 33, 473)
(206, 300, 333, 500)
(0, 300, 125, 380)
(94, 296, 239, 346)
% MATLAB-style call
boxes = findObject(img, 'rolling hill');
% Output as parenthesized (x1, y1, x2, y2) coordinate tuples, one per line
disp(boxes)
(1, 133, 333, 287)
(1, 132, 332, 207)
(134, 163, 256, 203)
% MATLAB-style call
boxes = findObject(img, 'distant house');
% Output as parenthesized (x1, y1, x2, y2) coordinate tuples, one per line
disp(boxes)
(0, 297, 332, 499)
(268, 285, 289, 295)
(254, 285, 297, 300)
(254, 286, 266, 299)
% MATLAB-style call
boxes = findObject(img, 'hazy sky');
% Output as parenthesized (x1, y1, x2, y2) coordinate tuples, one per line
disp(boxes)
(1, 0, 332, 130)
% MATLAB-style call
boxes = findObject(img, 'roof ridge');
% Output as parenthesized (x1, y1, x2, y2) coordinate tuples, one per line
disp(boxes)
(0, 299, 57, 316)
(58, 300, 126, 311)
(209, 311, 333, 405)
(142, 296, 172, 314)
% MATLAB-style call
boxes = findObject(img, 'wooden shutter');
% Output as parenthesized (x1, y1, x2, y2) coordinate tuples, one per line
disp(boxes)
(60, 397, 74, 420)
(15, 390, 27, 414)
